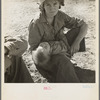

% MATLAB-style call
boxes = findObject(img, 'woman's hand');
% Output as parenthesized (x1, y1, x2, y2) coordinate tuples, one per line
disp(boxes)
(70, 41, 80, 56)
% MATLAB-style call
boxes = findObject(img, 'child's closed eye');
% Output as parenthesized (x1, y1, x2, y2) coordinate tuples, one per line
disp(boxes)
(45, 3, 51, 7)
(54, 3, 57, 6)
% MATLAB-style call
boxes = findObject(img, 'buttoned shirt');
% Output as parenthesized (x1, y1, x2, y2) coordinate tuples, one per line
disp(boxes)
(28, 10, 80, 54)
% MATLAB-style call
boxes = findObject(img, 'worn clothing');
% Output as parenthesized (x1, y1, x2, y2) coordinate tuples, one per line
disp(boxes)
(28, 10, 83, 54)
(36, 28, 85, 83)
(28, 10, 86, 82)
(5, 56, 33, 83)
(4, 35, 28, 56)
(5, 10, 86, 83)
(4, 36, 33, 83)
(36, 53, 80, 83)
(4, 35, 28, 71)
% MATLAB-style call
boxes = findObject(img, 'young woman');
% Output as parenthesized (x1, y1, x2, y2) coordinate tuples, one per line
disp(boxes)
(28, 0, 88, 83)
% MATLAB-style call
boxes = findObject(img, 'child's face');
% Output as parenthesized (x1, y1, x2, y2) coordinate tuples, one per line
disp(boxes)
(44, 0, 60, 18)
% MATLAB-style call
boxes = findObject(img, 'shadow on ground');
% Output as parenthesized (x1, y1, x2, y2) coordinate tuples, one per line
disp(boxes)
(74, 66, 95, 83)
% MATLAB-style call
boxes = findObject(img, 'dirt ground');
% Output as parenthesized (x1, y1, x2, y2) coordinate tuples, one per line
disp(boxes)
(4, 0, 96, 82)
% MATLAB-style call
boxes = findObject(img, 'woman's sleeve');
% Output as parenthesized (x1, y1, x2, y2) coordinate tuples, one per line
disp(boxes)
(28, 20, 42, 51)
(64, 13, 82, 29)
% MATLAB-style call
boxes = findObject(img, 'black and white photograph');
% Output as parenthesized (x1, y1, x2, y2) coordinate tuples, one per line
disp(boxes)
(1, 0, 99, 99)
(3, 0, 97, 83)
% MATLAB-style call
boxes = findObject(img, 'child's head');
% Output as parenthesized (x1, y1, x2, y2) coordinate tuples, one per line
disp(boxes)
(32, 42, 51, 66)
(38, 0, 64, 16)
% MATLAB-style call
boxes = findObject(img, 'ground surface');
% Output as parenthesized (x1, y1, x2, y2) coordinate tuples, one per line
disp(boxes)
(4, 0, 96, 82)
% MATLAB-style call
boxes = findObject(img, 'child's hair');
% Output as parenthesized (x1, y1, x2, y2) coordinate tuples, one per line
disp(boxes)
(36, 48, 49, 63)
(32, 45, 51, 66)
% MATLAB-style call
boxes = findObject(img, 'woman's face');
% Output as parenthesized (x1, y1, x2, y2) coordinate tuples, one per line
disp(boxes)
(44, 0, 60, 18)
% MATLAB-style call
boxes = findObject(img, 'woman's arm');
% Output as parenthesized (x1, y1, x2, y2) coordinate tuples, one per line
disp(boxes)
(28, 19, 68, 55)
(28, 20, 51, 65)
(64, 14, 88, 55)
(28, 19, 43, 51)
(70, 20, 88, 55)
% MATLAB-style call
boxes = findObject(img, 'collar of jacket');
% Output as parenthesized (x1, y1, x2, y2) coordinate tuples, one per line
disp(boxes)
(39, 11, 60, 23)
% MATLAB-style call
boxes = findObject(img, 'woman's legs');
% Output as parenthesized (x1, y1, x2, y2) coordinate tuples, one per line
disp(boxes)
(51, 54, 80, 83)
(36, 53, 80, 83)
(65, 27, 86, 52)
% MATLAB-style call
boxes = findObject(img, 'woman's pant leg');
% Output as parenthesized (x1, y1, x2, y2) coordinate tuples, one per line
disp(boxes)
(5, 56, 33, 83)
(15, 57, 33, 83)
(36, 61, 56, 82)
(51, 54, 80, 83)
(65, 27, 86, 52)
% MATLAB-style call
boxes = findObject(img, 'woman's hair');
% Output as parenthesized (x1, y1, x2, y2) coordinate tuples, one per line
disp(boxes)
(39, 0, 64, 12)
(39, 2, 44, 12)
